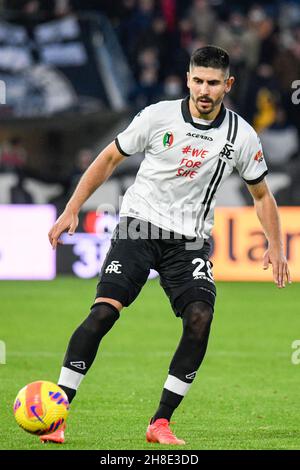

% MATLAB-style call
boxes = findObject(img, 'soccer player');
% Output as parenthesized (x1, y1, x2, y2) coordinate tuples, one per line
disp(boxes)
(45, 46, 291, 445)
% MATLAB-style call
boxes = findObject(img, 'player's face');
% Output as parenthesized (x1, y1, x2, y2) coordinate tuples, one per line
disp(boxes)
(187, 66, 234, 119)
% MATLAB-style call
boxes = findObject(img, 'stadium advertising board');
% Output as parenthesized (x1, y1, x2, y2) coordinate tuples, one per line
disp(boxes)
(0, 205, 298, 281)
(211, 207, 300, 281)
(0, 205, 56, 280)
(57, 207, 299, 282)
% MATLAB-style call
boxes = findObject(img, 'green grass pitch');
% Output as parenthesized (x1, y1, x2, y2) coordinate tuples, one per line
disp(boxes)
(0, 277, 299, 450)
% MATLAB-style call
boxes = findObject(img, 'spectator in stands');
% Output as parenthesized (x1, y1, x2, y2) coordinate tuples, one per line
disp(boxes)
(159, 0, 176, 32)
(23, 0, 40, 15)
(248, 5, 279, 65)
(161, 74, 183, 100)
(129, 66, 162, 109)
(134, 42, 161, 78)
(169, 34, 206, 81)
(244, 63, 280, 131)
(115, 0, 138, 61)
(273, 24, 300, 93)
(177, 16, 194, 51)
(54, 0, 73, 18)
(214, 9, 259, 70)
(0, 137, 27, 174)
(118, 0, 158, 67)
(134, 0, 157, 26)
(136, 16, 172, 80)
(132, 45, 160, 84)
(213, 9, 260, 109)
(187, 0, 216, 43)
(273, 23, 300, 138)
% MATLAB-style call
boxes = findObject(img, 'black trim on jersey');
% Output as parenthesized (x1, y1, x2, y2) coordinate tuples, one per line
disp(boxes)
(226, 111, 233, 141)
(203, 161, 226, 220)
(115, 137, 130, 157)
(201, 159, 223, 208)
(199, 111, 235, 231)
(227, 111, 239, 144)
(181, 96, 226, 130)
(243, 170, 268, 185)
(231, 113, 238, 144)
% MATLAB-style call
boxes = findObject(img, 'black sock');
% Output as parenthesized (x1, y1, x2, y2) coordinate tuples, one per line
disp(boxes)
(151, 388, 183, 423)
(151, 301, 213, 423)
(59, 385, 77, 404)
(63, 302, 119, 373)
(58, 302, 120, 402)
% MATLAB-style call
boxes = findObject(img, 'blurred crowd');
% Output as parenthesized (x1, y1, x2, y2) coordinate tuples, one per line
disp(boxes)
(1, 0, 300, 205)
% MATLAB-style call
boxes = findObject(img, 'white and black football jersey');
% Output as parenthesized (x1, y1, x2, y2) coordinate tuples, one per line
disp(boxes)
(115, 97, 268, 238)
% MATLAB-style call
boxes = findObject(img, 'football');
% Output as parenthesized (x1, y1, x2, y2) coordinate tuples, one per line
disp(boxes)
(13, 381, 69, 435)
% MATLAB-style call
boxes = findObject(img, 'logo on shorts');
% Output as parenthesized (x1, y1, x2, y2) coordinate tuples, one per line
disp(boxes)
(105, 260, 122, 274)
(163, 131, 174, 148)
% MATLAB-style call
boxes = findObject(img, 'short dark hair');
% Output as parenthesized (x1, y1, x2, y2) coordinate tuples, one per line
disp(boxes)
(190, 45, 230, 75)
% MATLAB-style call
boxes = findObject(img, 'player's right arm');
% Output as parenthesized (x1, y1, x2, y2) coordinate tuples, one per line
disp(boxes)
(48, 141, 125, 249)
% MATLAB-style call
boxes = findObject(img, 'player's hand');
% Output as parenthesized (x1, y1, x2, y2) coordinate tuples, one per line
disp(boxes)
(48, 207, 79, 250)
(262, 247, 291, 288)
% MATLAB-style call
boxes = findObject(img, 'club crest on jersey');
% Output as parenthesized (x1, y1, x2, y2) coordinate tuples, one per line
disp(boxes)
(163, 132, 174, 148)
(219, 142, 234, 160)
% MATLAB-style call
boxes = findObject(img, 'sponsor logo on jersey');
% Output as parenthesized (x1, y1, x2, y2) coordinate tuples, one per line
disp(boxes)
(186, 132, 213, 141)
(219, 142, 234, 160)
(105, 260, 122, 274)
(70, 361, 87, 371)
(254, 149, 264, 162)
(163, 131, 174, 147)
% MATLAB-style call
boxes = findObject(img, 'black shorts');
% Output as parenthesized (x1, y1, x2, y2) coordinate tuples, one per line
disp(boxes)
(96, 218, 216, 317)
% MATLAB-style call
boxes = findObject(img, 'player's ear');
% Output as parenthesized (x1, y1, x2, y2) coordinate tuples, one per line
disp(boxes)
(225, 76, 235, 93)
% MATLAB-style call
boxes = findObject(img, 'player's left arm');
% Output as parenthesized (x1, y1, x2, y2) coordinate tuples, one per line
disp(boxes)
(247, 178, 291, 288)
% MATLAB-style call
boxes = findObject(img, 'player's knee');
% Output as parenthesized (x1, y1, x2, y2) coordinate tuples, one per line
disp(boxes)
(182, 301, 213, 340)
(94, 297, 123, 312)
(83, 302, 120, 334)
(90, 301, 120, 321)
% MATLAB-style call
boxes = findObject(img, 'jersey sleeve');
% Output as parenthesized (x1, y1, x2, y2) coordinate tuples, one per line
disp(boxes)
(236, 128, 268, 185)
(115, 107, 150, 157)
